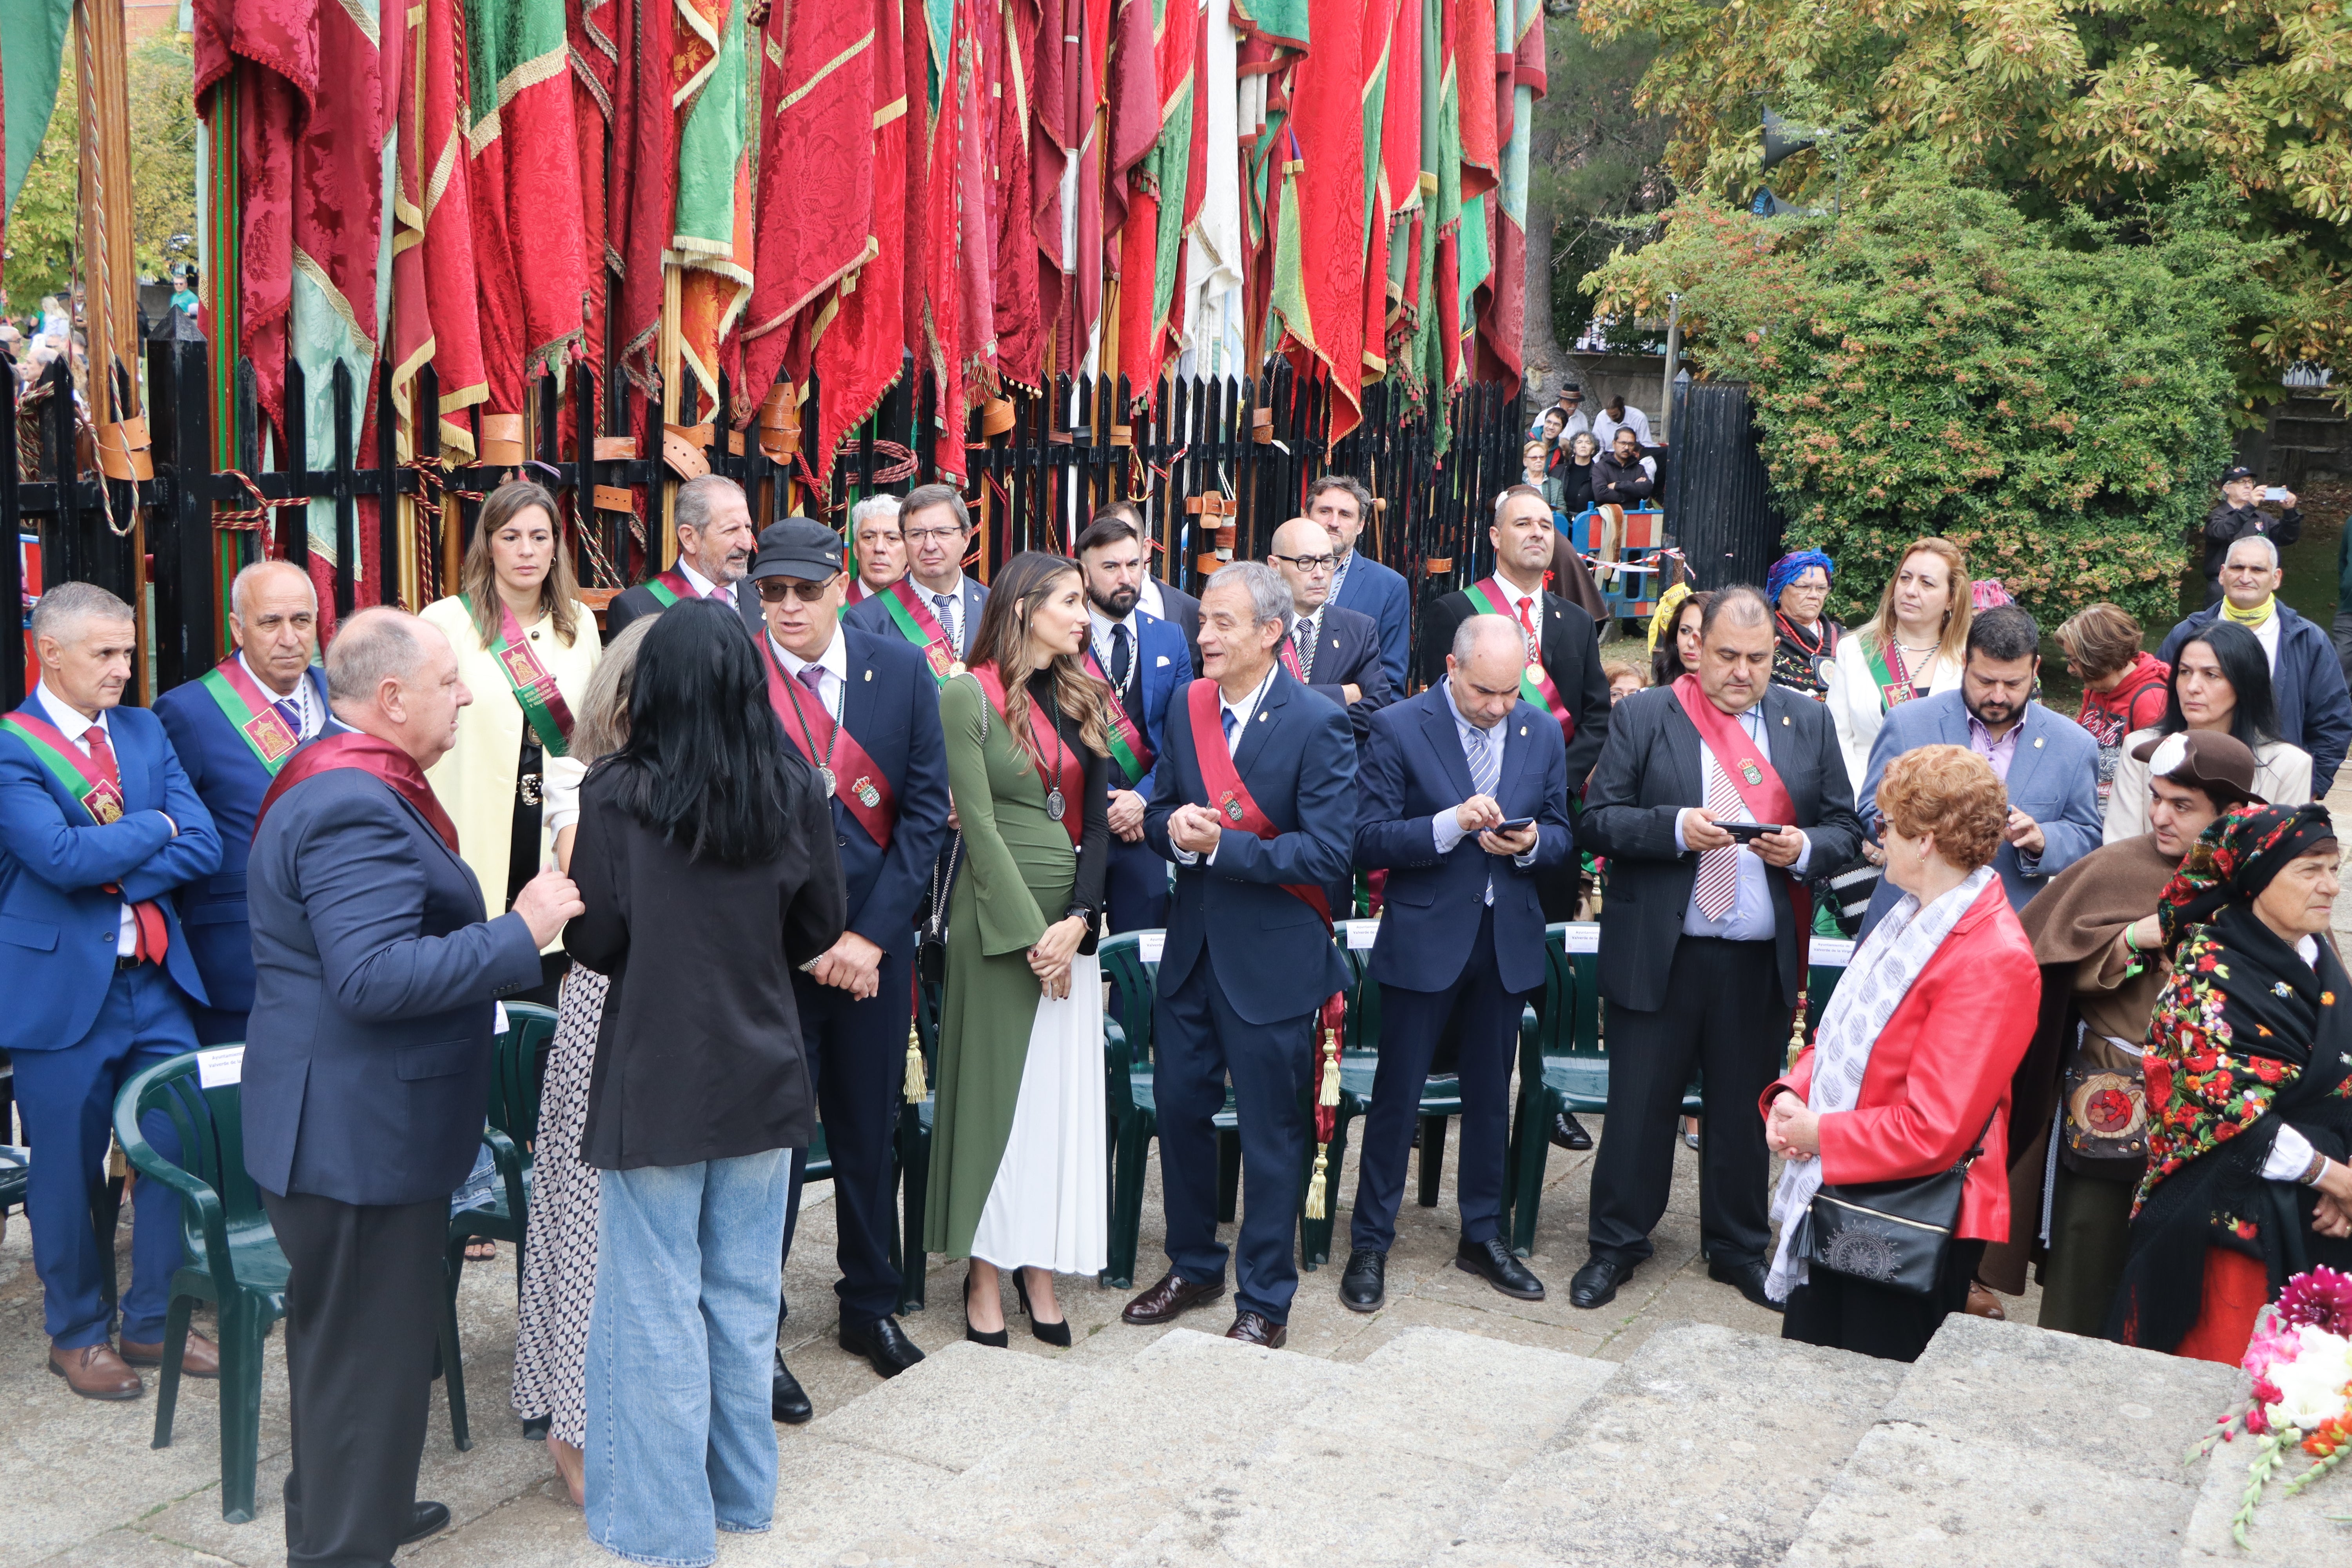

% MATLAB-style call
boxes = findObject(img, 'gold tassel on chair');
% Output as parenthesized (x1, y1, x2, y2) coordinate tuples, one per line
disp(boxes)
(1786, 985, 1810, 1071)
(903, 1020, 928, 1103)
(1305, 1146, 1330, 1219)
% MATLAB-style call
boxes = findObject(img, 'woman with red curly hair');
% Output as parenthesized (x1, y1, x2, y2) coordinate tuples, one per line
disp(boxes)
(1760, 745, 2040, 1361)
(2108, 802, 2352, 1365)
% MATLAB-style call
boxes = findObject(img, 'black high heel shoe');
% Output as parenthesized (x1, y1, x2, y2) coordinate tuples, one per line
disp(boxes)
(964, 1266, 1008, 1348)
(1012, 1267, 1072, 1348)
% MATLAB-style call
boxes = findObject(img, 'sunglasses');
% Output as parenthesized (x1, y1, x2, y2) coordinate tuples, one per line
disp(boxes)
(755, 574, 839, 603)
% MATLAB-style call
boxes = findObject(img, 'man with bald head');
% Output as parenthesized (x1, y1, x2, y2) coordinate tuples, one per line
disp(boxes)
(1343, 614, 1572, 1312)
(245, 606, 582, 1564)
(2, 581, 221, 1399)
(1267, 517, 1392, 744)
(156, 559, 330, 1044)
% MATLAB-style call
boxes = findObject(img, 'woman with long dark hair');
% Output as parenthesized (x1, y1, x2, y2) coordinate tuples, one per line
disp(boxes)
(421, 478, 601, 996)
(564, 599, 846, 1563)
(2104, 620, 2312, 841)
(925, 552, 1112, 1347)
(1648, 585, 1710, 690)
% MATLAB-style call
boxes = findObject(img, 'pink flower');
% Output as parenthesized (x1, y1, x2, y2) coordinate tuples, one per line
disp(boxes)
(2278, 1267, 2352, 1336)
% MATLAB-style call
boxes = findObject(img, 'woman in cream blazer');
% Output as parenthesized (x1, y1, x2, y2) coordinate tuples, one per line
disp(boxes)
(420, 479, 602, 975)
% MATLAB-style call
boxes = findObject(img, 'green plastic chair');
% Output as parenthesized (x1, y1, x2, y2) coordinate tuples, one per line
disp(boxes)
(113, 1050, 466, 1522)
(443, 1002, 557, 1450)
(1096, 931, 1243, 1289)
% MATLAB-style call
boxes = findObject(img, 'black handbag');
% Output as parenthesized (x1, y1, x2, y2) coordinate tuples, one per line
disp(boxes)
(915, 834, 960, 988)
(1806, 1110, 1995, 1298)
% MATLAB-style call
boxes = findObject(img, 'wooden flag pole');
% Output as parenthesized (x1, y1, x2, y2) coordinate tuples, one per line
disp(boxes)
(659, 263, 684, 568)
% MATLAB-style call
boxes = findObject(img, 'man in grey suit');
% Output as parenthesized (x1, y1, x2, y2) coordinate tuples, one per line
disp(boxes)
(1857, 604, 2102, 934)
(843, 482, 988, 666)
(244, 608, 583, 1566)
(1572, 586, 1863, 1312)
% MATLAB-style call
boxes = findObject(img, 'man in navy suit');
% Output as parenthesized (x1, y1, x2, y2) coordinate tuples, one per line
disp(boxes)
(1, 582, 221, 1399)
(844, 482, 989, 672)
(603, 474, 760, 638)
(1310, 475, 1411, 693)
(1076, 511, 1191, 932)
(245, 607, 581, 1564)
(1345, 616, 1572, 1312)
(154, 559, 329, 1045)
(753, 521, 950, 1409)
(1858, 604, 2103, 933)
(1268, 517, 1393, 742)
(1125, 562, 1356, 1348)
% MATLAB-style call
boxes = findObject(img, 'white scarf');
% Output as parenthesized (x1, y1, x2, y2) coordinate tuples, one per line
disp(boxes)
(1765, 864, 1997, 1303)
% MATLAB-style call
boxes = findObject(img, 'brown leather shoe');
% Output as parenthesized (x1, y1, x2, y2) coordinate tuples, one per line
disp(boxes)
(1964, 1281, 2008, 1321)
(49, 1342, 143, 1401)
(121, 1330, 220, 1379)
(1121, 1270, 1226, 1326)
(1224, 1311, 1288, 1349)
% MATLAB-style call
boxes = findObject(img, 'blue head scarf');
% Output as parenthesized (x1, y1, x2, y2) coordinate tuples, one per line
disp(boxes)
(1767, 549, 1834, 607)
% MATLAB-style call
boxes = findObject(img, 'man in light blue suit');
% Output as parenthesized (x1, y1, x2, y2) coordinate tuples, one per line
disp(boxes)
(0, 582, 221, 1399)
(1310, 474, 1411, 694)
(1858, 604, 2103, 933)
(1076, 512, 1192, 932)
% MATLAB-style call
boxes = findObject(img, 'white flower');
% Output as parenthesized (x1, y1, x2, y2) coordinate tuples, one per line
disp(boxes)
(2262, 1327, 2352, 1432)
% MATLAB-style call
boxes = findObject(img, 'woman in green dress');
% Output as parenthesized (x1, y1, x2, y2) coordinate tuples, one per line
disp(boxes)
(926, 552, 1112, 1346)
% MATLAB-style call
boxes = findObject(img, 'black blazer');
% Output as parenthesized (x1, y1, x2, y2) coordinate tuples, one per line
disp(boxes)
(1419, 586, 1612, 787)
(1286, 603, 1394, 744)
(1153, 576, 1204, 677)
(1579, 682, 1862, 1013)
(603, 576, 762, 641)
(566, 760, 848, 1169)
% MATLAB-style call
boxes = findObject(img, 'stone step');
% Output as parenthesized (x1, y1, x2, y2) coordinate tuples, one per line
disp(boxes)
(1436, 1321, 1907, 1567)
(1113, 1327, 1617, 1567)
(1778, 1314, 2244, 1568)
(2177, 1406, 2352, 1565)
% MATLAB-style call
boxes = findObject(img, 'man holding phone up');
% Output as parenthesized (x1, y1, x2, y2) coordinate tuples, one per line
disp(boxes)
(2200, 465, 2301, 608)
(1573, 587, 1862, 1311)
(1341, 616, 1573, 1311)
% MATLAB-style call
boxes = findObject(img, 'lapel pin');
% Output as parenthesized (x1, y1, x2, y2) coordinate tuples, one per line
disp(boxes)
(1519, 725, 1527, 736)
(1259, 711, 1269, 722)
(2033, 736, 2043, 748)
(864, 669, 873, 681)
(1781, 715, 1791, 726)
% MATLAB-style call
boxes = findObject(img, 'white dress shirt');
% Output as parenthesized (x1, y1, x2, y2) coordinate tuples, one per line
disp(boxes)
(771, 628, 848, 724)
(34, 682, 138, 954)
(1088, 605, 1141, 698)
(1171, 663, 1279, 867)
(1671, 700, 1813, 940)
(1136, 577, 1167, 622)
(240, 652, 324, 740)
(1593, 405, 1654, 448)
(677, 560, 734, 602)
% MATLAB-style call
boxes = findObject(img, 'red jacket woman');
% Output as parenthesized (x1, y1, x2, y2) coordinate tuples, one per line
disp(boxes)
(1760, 745, 2042, 1361)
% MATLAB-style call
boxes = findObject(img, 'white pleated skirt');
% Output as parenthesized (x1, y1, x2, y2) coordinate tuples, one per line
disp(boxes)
(968, 952, 1108, 1275)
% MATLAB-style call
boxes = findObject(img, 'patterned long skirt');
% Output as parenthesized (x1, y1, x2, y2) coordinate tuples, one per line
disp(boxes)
(510, 963, 609, 1445)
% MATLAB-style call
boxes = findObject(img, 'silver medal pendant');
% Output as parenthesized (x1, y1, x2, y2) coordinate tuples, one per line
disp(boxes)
(819, 765, 837, 798)
(1046, 788, 1066, 822)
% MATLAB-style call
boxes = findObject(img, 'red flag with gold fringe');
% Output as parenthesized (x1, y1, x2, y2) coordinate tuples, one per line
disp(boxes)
(810, 0, 910, 486)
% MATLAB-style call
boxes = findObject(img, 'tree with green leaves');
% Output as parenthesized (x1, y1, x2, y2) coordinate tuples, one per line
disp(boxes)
(1589, 161, 2280, 625)
(1581, 0, 2352, 413)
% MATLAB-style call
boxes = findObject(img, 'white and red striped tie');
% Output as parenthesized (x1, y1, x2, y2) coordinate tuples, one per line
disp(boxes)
(1692, 752, 1743, 922)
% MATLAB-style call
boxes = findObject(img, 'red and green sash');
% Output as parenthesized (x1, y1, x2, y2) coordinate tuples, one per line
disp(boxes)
(761, 639, 899, 850)
(1082, 648, 1155, 783)
(880, 579, 960, 682)
(1462, 578, 1576, 746)
(1671, 674, 1812, 946)
(1184, 679, 1332, 930)
(256, 731, 461, 854)
(1, 710, 129, 823)
(196, 659, 305, 773)
(1860, 637, 1920, 711)
(641, 567, 701, 608)
(971, 664, 1084, 849)
(474, 597, 576, 756)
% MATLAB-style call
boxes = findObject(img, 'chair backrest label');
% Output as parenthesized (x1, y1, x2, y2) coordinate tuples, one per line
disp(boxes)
(196, 1046, 245, 1089)
(1138, 932, 1165, 965)
(1810, 938, 1856, 969)
(1346, 919, 1379, 950)
(1563, 923, 1601, 953)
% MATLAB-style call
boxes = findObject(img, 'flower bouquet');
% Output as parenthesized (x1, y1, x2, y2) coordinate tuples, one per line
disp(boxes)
(2189, 1266, 2352, 1546)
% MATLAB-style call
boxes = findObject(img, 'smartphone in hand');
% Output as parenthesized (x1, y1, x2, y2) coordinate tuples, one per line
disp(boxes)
(1721, 821, 1786, 844)
(2263, 486, 2290, 503)
(1493, 815, 1538, 834)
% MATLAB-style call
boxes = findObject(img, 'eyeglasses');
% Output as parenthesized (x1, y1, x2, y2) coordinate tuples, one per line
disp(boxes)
(1271, 552, 1338, 573)
(904, 526, 968, 544)
(755, 575, 839, 603)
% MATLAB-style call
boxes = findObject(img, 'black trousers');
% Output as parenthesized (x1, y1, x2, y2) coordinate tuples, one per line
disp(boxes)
(1784, 1237, 1985, 1363)
(1588, 936, 1786, 1268)
(782, 951, 914, 1329)
(1350, 906, 1527, 1252)
(261, 1188, 446, 1568)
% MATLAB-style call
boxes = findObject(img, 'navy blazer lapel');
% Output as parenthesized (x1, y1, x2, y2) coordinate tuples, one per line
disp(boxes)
(1417, 690, 1478, 800)
(1496, 702, 1534, 799)
(1233, 672, 1287, 773)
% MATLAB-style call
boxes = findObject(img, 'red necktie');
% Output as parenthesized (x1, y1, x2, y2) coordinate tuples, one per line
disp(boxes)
(84, 725, 169, 963)
(1516, 595, 1538, 637)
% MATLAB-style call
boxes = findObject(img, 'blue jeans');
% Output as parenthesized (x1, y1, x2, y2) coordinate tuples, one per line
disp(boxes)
(584, 1150, 788, 1567)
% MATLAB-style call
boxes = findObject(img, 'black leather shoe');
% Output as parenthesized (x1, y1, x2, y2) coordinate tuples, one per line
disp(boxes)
(771, 1350, 814, 1423)
(399, 1501, 451, 1546)
(1709, 1257, 1783, 1313)
(1456, 1236, 1545, 1301)
(1121, 1269, 1226, 1325)
(1549, 1112, 1593, 1151)
(1339, 1249, 1387, 1313)
(1568, 1254, 1636, 1310)
(840, 1315, 927, 1378)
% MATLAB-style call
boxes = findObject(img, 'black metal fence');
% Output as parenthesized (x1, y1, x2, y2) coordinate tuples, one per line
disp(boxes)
(8, 322, 1529, 710)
